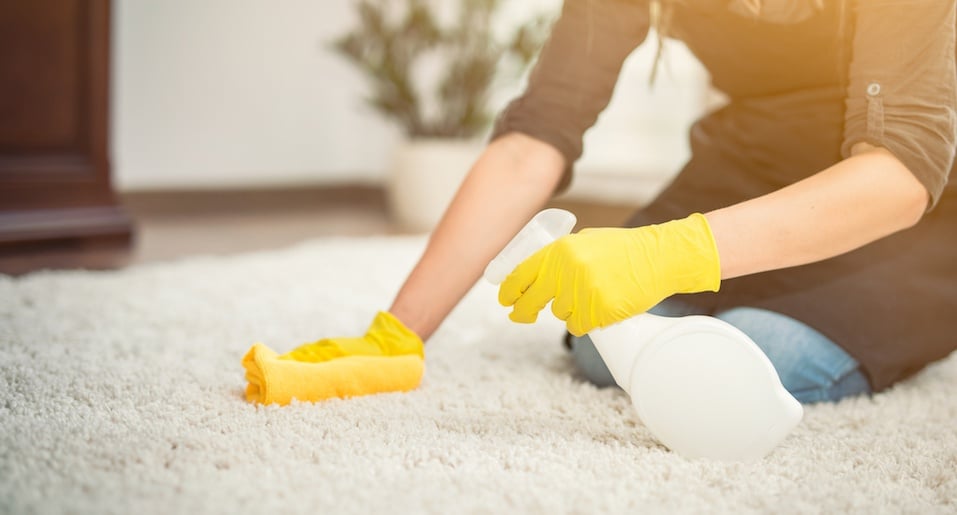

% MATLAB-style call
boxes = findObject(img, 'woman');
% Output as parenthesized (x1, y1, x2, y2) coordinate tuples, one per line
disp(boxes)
(254, 0, 957, 405)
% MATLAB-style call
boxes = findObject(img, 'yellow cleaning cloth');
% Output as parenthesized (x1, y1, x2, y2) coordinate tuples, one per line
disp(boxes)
(241, 311, 426, 405)
(242, 343, 424, 405)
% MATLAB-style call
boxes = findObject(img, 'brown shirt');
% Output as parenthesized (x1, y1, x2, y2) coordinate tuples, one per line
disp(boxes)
(491, 0, 957, 391)
(493, 0, 956, 205)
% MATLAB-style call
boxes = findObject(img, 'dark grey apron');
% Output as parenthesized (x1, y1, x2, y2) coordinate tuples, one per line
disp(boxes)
(625, 1, 957, 391)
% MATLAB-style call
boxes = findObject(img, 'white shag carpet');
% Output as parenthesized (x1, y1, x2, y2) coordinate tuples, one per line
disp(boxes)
(1, 236, 956, 515)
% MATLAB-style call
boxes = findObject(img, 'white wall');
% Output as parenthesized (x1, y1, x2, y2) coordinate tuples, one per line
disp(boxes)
(112, 0, 710, 201)
(575, 39, 710, 204)
(112, 0, 397, 190)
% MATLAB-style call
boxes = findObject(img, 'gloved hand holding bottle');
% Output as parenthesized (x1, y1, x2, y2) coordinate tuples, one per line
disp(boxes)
(498, 213, 723, 336)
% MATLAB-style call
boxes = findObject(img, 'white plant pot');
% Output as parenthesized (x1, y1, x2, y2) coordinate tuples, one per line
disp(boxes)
(388, 138, 484, 233)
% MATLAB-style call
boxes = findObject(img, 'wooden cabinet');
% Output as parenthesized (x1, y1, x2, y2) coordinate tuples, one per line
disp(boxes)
(0, 0, 132, 249)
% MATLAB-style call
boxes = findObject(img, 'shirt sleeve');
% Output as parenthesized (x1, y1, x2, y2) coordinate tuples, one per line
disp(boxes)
(489, 0, 651, 194)
(841, 0, 957, 209)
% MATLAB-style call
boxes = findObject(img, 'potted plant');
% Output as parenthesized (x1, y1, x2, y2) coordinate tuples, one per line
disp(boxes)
(332, 0, 551, 232)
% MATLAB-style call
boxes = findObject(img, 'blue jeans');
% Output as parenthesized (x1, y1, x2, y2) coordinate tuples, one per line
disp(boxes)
(567, 299, 872, 404)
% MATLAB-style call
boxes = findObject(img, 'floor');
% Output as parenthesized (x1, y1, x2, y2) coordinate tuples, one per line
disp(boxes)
(6, 212, 956, 513)
(0, 186, 639, 276)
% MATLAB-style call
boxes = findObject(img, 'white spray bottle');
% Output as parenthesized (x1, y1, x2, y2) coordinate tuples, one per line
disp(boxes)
(484, 208, 803, 461)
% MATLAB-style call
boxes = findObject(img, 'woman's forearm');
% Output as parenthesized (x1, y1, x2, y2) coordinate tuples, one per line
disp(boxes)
(706, 144, 929, 280)
(389, 133, 566, 340)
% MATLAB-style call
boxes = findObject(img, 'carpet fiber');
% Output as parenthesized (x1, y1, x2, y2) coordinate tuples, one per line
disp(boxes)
(2, 236, 956, 514)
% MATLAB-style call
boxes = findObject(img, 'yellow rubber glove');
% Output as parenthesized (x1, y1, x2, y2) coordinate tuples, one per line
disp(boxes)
(241, 311, 425, 405)
(278, 311, 424, 362)
(498, 213, 722, 337)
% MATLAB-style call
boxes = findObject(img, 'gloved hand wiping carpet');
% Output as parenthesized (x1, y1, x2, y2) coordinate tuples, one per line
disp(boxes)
(242, 311, 425, 405)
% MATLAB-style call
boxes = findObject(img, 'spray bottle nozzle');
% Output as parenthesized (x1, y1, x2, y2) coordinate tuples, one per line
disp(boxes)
(483, 208, 577, 285)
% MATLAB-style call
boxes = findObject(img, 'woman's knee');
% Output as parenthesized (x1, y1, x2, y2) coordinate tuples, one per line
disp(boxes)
(567, 298, 705, 387)
(568, 304, 872, 403)
(714, 306, 871, 403)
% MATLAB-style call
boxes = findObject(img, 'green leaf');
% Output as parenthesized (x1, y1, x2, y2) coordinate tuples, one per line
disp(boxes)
(329, 0, 554, 138)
